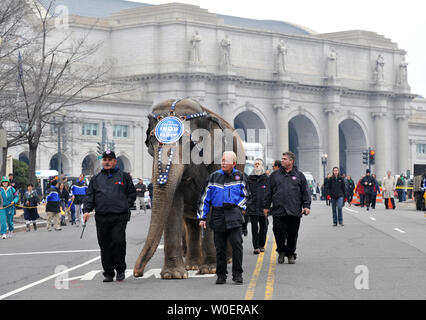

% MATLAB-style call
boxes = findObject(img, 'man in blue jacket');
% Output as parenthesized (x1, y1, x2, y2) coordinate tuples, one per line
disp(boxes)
(46, 180, 62, 231)
(198, 151, 249, 285)
(71, 174, 88, 227)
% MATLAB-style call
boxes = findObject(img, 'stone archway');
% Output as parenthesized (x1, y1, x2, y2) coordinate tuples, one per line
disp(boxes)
(234, 110, 270, 164)
(339, 119, 367, 181)
(117, 155, 131, 173)
(288, 114, 321, 181)
(82, 154, 100, 176)
(49, 153, 70, 174)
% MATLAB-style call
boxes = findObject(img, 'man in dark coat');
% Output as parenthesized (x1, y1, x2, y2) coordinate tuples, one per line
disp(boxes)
(247, 159, 268, 254)
(361, 169, 375, 211)
(264, 152, 311, 265)
(83, 150, 137, 283)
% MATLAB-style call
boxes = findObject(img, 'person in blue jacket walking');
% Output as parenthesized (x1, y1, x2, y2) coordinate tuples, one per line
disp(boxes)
(0, 176, 19, 239)
(71, 174, 88, 227)
(46, 180, 62, 231)
(198, 151, 249, 285)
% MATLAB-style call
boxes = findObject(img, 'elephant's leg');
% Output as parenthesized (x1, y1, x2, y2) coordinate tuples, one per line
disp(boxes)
(184, 218, 201, 271)
(198, 221, 216, 275)
(161, 192, 188, 279)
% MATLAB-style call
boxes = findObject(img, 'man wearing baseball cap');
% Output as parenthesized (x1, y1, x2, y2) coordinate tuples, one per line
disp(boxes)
(83, 150, 136, 282)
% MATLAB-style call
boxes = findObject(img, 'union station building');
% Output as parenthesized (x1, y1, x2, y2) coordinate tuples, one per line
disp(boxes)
(12, 0, 426, 183)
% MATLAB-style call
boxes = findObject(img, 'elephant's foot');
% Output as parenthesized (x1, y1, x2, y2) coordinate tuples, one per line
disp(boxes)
(185, 264, 199, 271)
(133, 269, 144, 278)
(198, 264, 216, 275)
(161, 267, 188, 279)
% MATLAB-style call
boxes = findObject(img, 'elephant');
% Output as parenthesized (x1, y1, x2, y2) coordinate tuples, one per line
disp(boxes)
(133, 98, 246, 279)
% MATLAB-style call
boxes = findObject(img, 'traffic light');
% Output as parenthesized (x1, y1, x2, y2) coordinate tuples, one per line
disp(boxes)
(97, 142, 103, 155)
(369, 149, 375, 165)
(362, 150, 369, 165)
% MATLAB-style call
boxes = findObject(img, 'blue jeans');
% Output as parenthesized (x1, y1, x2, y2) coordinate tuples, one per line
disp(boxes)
(331, 197, 344, 225)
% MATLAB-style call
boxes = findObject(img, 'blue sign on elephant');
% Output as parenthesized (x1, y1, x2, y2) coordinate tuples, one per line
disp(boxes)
(154, 116, 184, 144)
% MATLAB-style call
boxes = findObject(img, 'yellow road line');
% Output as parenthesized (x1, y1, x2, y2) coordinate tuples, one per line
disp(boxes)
(244, 235, 268, 300)
(264, 238, 277, 300)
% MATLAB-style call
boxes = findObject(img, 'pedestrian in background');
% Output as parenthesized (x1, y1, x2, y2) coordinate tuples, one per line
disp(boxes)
(326, 167, 346, 226)
(71, 174, 88, 226)
(23, 184, 40, 232)
(199, 151, 249, 285)
(264, 152, 311, 264)
(346, 175, 355, 206)
(272, 160, 281, 172)
(382, 171, 396, 210)
(361, 169, 375, 211)
(324, 173, 332, 206)
(247, 158, 268, 254)
(134, 178, 147, 214)
(0, 176, 19, 239)
(370, 174, 380, 210)
(396, 174, 405, 202)
(83, 150, 136, 283)
(58, 182, 69, 226)
(46, 180, 62, 231)
(356, 176, 365, 207)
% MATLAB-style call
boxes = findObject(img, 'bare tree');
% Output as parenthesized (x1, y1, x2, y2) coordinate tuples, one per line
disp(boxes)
(13, 0, 125, 185)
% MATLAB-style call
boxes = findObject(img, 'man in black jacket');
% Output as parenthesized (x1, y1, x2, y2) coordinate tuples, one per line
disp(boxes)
(361, 169, 375, 211)
(264, 152, 311, 264)
(83, 150, 136, 283)
(134, 178, 147, 214)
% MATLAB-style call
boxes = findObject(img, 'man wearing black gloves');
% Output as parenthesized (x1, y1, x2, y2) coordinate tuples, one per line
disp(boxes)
(264, 152, 311, 265)
(83, 150, 136, 283)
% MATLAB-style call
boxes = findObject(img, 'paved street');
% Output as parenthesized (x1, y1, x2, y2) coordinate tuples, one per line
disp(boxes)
(0, 201, 425, 300)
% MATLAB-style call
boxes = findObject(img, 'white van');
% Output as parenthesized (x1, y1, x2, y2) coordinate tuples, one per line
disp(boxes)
(303, 172, 317, 199)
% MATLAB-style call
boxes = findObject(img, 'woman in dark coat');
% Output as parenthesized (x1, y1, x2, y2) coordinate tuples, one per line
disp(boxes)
(326, 167, 346, 226)
(58, 182, 69, 226)
(247, 159, 268, 254)
(23, 184, 40, 232)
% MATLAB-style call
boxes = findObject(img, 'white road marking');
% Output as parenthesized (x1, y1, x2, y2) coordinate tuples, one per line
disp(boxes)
(344, 207, 358, 214)
(369, 217, 377, 221)
(0, 256, 101, 300)
(0, 249, 100, 257)
(393, 228, 406, 234)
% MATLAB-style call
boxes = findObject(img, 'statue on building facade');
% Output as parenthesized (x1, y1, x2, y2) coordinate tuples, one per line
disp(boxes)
(190, 31, 201, 65)
(219, 35, 231, 69)
(398, 56, 408, 87)
(326, 47, 338, 80)
(374, 54, 385, 83)
(276, 40, 287, 74)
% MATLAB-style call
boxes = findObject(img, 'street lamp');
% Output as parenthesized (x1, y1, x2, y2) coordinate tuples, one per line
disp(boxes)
(321, 153, 328, 182)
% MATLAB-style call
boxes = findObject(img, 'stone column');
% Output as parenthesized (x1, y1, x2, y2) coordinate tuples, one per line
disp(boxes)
(218, 99, 235, 127)
(325, 108, 339, 170)
(372, 112, 388, 179)
(273, 104, 289, 158)
(396, 114, 409, 174)
(133, 121, 144, 178)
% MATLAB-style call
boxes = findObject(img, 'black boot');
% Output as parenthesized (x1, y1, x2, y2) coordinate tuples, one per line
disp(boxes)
(33, 222, 37, 231)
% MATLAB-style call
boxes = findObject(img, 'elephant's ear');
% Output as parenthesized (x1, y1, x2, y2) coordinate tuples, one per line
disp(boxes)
(145, 114, 156, 156)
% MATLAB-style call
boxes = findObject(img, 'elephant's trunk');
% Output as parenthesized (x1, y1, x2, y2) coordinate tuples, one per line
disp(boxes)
(133, 144, 184, 277)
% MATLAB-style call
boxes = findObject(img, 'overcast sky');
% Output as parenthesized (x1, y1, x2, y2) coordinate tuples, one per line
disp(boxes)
(130, 0, 426, 97)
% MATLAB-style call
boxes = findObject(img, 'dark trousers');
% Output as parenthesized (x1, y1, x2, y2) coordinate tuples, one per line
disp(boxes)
(213, 227, 243, 277)
(95, 213, 130, 278)
(249, 215, 268, 249)
(384, 198, 396, 209)
(272, 215, 301, 256)
(371, 194, 377, 209)
(364, 192, 373, 208)
(359, 194, 365, 207)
